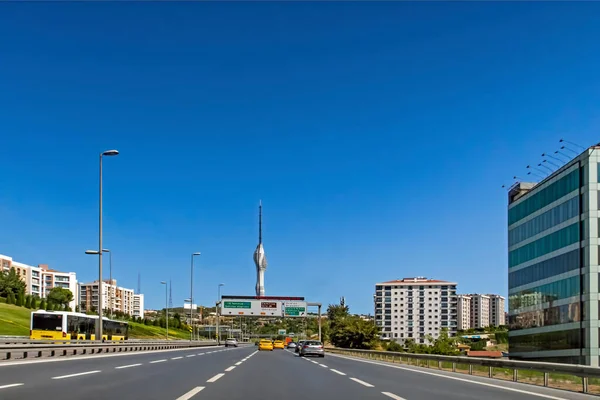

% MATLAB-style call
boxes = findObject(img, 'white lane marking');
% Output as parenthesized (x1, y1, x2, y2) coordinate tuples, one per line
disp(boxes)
(207, 373, 225, 383)
(172, 356, 183, 360)
(0, 383, 24, 390)
(52, 370, 101, 380)
(150, 359, 167, 364)
(198, 353, 204, 356)
(310, 360, 318, 364)
(382, 392, 406, 400)
(330, 369, 346, 376)
(0, 345, 222, 368)
(115, 363, 142, 369)
(186, 355, 196, 358)
(225, 366, 236, 371)
(176, 386, 205, 400)
(319, 364, 328, 368)
(350, 377, 374, 388)
(329, 354, 570, 400)
(235, 361, 243, 365)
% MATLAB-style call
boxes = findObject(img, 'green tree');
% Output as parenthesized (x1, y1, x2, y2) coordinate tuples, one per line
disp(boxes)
(6, 292, 15, 304)
(15, 292, 24, 307)
(0, 268, 26, 297)
(39, 298, 46, 310)
(75, 305, 80, 312)
(47, 287, 74, 310)
(329, 315, 379, 349)
(327, 298, 350, 322)
(30, 296, 38, 309)
(386, 341, 403, 352)
(24, 295, 31, 309)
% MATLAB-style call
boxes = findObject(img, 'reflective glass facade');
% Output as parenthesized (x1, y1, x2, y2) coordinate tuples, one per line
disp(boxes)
(509, 223, 579, 267)
(509, 329, 581, 354)
(509, 169, 579, 225)
(509, 276, 579, 310)
(509, 196, 579, 247)
(508, 302, 580, 331)
(509, 250, 579, 289)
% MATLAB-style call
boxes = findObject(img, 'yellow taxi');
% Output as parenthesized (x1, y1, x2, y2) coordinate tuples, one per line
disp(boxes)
(273, 340, 285, 349)
(258, 339, 274, 351)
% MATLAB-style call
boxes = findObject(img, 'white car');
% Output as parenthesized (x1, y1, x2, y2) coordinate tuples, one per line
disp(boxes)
(287, 342, 297, 349)
(225, 338, 238, 347)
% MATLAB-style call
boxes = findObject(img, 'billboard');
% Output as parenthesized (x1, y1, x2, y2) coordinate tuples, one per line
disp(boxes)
(183, 303, 198, 310)
(220, 299, 307, 317)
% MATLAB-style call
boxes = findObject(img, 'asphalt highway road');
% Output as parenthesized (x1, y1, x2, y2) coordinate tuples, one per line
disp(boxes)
(0, 345, 596, 399)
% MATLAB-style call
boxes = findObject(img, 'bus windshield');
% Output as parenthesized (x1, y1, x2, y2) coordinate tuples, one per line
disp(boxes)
(32, 314, 63, 331)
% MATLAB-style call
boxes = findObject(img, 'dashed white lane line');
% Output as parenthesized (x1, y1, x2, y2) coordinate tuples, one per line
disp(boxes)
(0, 383, 24, 390)
(328, 354, 569, 400)
(319, 364, 328, 368)
(382, 392, 406, 400)
(172, 356, 183, 360)
(176, 386, 205, 400)
(330, 369, 346, 376)
(198, 353, 204, 356)
(150, 359, 167, 364)
(225, 366, 236, 372)
(310, 360, 318, 364)
(235, 361, 243, 365)
(350, 377, 374, 388)
(52, 370, 101, 380)
(207, 373, 225, 383)
(115, 363, 142, 369)
(186, 355, 196, 358)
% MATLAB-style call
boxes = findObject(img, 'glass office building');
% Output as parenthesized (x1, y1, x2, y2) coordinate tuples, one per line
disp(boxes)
(508, 146, 600, 366)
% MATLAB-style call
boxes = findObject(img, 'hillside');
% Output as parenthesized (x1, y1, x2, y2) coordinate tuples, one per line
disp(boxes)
(0, 302, 191, 339)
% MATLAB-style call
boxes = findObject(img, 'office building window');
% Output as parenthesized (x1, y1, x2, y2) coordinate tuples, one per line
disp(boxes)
(509, 276, 580, 310)
(509, 250, 579, 289)
(509, 223, 579, 267)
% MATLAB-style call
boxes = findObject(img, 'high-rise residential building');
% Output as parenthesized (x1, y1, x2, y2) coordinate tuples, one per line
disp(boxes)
(489, 294, 506, 327)
(0, 254, 78, 309)
(79, 279, 142, 317)
(457, 295, 472, 331)
(507, 145, 600, 366)
(471, 294, 491, 329)
(374, 277, 458, 344)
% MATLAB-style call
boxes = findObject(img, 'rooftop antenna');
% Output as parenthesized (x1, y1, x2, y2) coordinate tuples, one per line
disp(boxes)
(553, 150, 571, 161)
(543, 158, 560, 169)
(560, 145, 578, 156)
(538, 162, 553, 173)
(542, 152, 565, 165)
(527, 164, 547, 178)
(559, 138, 585, 150)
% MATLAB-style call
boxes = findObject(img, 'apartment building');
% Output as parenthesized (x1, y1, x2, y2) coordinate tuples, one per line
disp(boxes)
(374, 277, 458, 344)
(457, 295, 471, 331)
(79, 279, 144, 317)
(489, 294, 506, 327)
(0, 254, 78, 309)
(471, 294, 491, 329)
(507, 145, 600, 365)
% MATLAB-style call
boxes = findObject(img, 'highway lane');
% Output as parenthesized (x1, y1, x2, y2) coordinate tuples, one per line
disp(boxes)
(0, 344, 251, 400)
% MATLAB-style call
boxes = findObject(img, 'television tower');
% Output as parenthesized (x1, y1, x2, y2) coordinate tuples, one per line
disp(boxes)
(253, 200, 267, 296)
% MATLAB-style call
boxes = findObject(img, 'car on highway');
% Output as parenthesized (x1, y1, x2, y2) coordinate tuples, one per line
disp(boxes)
(225, 338, 238, 347)
(287, 341, 297, 349)
(258, 339, 274, 351)
(299, 340, 325, 358)
(295, 340, 306, 353)
(273, 340, 285, 349)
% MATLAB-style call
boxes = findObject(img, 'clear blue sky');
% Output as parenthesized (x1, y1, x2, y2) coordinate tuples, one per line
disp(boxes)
(1, 3, 599, 314)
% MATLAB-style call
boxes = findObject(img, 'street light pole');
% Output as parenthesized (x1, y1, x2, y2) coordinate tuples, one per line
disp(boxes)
(102, 249, 112, 319)
(190, 252, 200, 341)
(217, 283, 224, 344)
(161, 281, 168, 340)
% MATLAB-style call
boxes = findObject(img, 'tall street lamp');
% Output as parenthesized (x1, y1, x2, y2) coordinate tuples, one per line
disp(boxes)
(161, 281, 168, 340)
(90, 149, 119, 340)
(102, 249, 112, 318)
(216, 283, 224, 343)
(190, 252, 201, 341)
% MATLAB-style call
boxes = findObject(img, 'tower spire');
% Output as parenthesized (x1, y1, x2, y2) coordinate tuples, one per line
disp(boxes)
(253, 200, 267, 296)
(259, 199, 262, 244)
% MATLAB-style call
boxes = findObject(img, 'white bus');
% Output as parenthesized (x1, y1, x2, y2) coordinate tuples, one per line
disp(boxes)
(30, 310, 128, 341)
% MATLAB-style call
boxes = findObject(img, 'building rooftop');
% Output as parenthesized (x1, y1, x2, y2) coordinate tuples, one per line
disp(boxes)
(379, 277, 456, 284)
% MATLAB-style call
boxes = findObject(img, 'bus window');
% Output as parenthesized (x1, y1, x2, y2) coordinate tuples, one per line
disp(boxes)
(32, 313, 63, 332)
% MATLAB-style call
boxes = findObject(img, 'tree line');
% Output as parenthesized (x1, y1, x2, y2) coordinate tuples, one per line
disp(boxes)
(0, 267, 74, 311)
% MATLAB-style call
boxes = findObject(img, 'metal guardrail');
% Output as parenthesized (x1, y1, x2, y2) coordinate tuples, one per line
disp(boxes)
(0, 340, 218, 361)
(327, 347, 600, 394)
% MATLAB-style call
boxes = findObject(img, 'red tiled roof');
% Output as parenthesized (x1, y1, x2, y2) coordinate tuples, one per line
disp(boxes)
(467, 351, 503, 358)
(380, 279, 453, 284)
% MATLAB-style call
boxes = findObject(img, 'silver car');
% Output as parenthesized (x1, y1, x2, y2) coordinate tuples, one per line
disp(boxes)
(295, 340, 306, 353)
(225, 338, 238, 347)
(299, 340, 324, 358)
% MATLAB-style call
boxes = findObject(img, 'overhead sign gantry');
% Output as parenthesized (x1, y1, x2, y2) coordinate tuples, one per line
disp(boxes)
(220, 295, 307, 317)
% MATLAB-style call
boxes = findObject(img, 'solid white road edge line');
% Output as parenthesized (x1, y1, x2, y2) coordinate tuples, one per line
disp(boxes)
(115, 363, 142, 369)
(0, 345, 224, 367)
(225, 366, 236, 371)
(176, 386, 205, 400)
(150, 359, 167, 364)
(186, 355, 196, 358)
(172, 356, 183, 360)
(319, 364, 328, 368)
(350, 377, 375, 387)
(382, 392, 406, 400)
(328, 353, 570, 400)
(207, 373, 225, 383)
(235, 361, 243, 365)
(52, 370, 101, 380)
(0, 383, 24, 390)
(330, 369, 346, 376)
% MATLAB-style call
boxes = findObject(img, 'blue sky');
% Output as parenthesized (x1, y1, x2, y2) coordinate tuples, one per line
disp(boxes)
(1, 3, 600, 314)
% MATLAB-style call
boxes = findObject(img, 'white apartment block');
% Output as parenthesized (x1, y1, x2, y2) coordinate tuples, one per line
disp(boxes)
(471, 294, 491, 329)
(0, 254, 78, 309)
(79, 279, 144, 317)
(489, 294, 506, 327)
(374, 277, 458, 344)
(457, 295, 471, 331)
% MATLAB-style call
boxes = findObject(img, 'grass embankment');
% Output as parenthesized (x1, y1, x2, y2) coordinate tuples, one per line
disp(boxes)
(0, 302, 191, 340)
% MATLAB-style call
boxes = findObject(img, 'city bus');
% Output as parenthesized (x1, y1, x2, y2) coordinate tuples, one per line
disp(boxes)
(30, 310, 129, 341)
